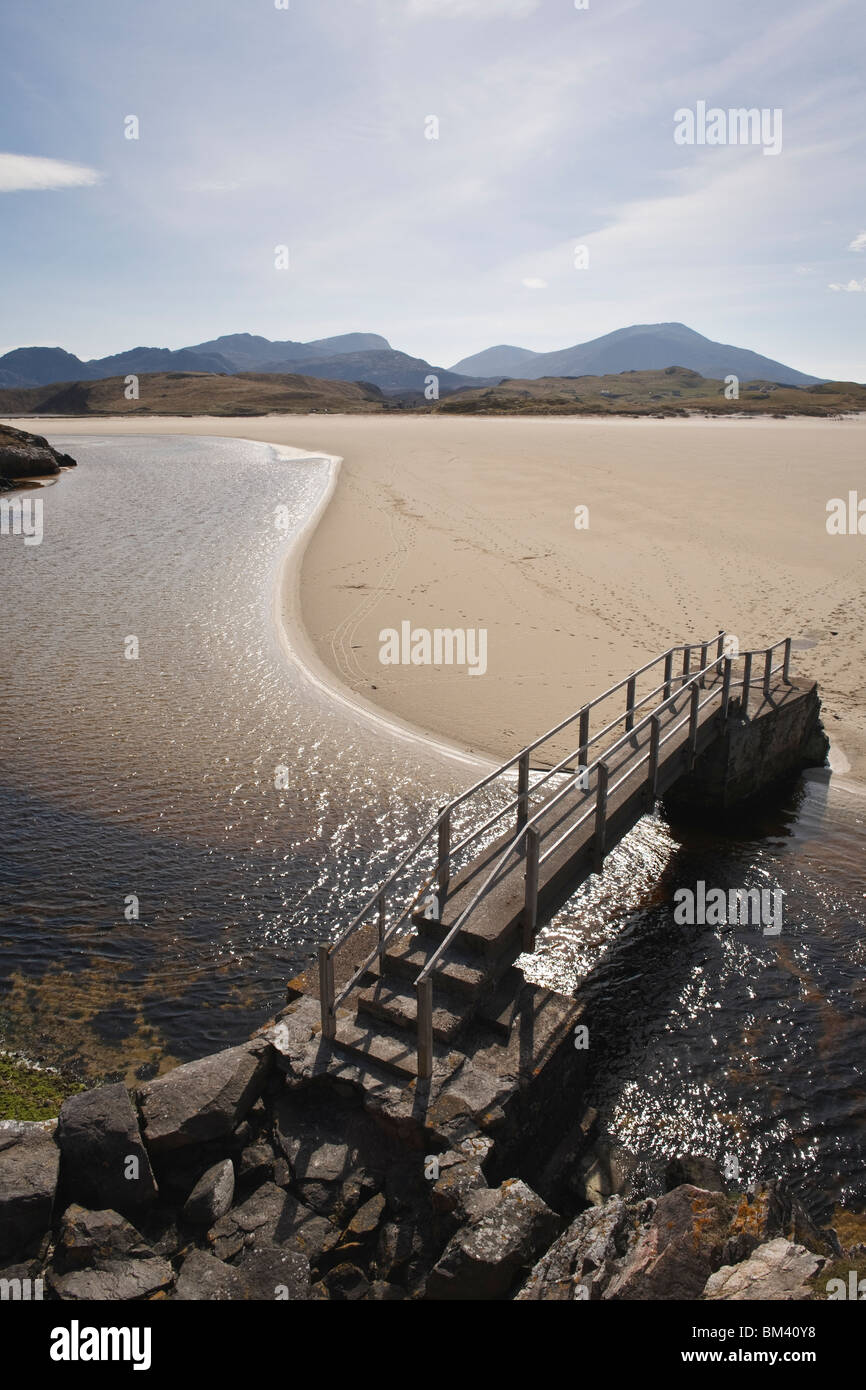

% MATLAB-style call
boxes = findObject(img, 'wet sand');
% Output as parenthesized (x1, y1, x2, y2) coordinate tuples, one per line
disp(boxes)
(11, 412, 866, 778)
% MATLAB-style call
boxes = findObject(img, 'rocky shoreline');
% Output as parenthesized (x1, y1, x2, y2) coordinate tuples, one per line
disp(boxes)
(1, 999, 861, 1302)
(0, 422, 76, 490)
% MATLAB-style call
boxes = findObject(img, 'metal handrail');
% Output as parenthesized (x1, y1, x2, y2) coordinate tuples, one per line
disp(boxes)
(322, 632, 727, 966)
(409, 636, 792, 1076)
(318, 631, 793, 1068)
(415, 653, 730, 988)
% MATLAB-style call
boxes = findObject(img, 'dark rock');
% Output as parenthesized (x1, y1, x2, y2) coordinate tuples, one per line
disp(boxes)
(207, 1181, 339, 1268)
(51, 1259, 173, 1301)
(0, 1261, 44, 1299)
(374, 1218, 437, 1290)
(312, 1262, 369, 1301)
(0, 1120, 60, 1259)
(431, 1136, 490, 1240)
(49, 1204, 173, 1301)
(174, 1249, 249, 1301)
(0, 424, 72, 480)
(665, 1155, 726, 1194)
(137, 1039, 273, 1154)
(517, 1196, 653, 1301)
(237, 1140, 288, 1192)
(578, 1137, 638, 1206)
(183, 1158, 235, 1225)
(426, 1178, 560, 1301)
(366, 1279, 405, 1300)
(237, 1244, 311, 1300)
(56, 1204, 151, 1268)
(344, 1193, 385, 1239)
(57, 1083, 157, 1215)
(603, 1184, 734, 1300)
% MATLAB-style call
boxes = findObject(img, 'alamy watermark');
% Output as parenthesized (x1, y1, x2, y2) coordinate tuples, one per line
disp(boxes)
(826, 492, 866, 535)
(673, 880, 783, 935)
(379, 622, 487, 677)
(0, 496, 42, 546)
(674, 102, 783, 156)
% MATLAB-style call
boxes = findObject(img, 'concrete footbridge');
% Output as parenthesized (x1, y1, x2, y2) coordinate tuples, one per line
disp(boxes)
(313, 633, 823, 1087)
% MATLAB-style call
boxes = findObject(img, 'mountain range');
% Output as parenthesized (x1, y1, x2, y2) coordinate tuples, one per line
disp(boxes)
(0, 322, 825, 394)
(449, 323, 823, 386)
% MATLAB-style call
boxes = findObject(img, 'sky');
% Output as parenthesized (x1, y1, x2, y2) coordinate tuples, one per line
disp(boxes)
(1, 0, 865, 379)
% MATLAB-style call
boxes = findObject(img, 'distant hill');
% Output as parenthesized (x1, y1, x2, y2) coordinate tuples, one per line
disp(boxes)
(255, 349, 485, 394)
(2, 366, 862, 420)
(0, 371, 390, 417)
(434, 366, 866, 416)
(184, 331, 392, 370)
(0, 347, 104, 386)
(449, 344, 540, 377)
(1, 322, 828, 393)
(449, 322, 823, 388)
(0, 331, 482, 394)
(0, 344, 234, 387)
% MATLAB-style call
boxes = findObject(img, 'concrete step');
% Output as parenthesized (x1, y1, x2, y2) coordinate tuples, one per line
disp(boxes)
(475, 968, 526, 1039)
(357, 978, 464, 1044)
(413, 905, 525, 965)
(333, 1018, 423, 1079)
(383, 932, 489, 999)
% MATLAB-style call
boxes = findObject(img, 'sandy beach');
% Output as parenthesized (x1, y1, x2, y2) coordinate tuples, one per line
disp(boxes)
(12, 413, 866, 781)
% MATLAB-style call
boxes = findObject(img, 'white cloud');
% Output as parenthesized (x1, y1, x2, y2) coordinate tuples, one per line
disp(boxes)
(0, 153, 102, 192)
(829, 278, 866, 292)
(849, 231, 866, 251)
(522, 277, 547, 289)
(407, 0, 539, 17)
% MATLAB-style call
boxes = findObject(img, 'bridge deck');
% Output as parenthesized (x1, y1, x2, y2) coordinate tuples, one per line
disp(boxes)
(316, 636, 795, 1080)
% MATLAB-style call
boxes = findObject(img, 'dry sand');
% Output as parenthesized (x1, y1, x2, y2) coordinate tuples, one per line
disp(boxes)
(14, 413, 866, 780)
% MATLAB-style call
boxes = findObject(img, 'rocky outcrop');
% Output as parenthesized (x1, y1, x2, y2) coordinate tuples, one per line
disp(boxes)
(137, 1039, 272, 1154)
(0, 423, 75, 481)
(517, 1178, 847, 1303)
(425, 1178, 559, 1300)
(182, 1159, 234, 1226)
(57, 1083, 157, 1216)
(49, 1205, 173, 1301)
(703, 1239, 825, 1300)
(1, 1012, 858, 1303)
(0, 1120, 60, 1259)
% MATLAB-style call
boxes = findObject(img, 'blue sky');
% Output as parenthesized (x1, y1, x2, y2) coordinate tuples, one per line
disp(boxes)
(1, 0, 864, 378)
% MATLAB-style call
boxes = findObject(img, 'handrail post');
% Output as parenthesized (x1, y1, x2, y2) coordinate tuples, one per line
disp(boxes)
(437, 807, 451, 907)
(593, 763, 609, 873)
(625, 676, 637, 732)
(699, 642, 709, 687)
(763, 646, 773, 699)
(782, 637, 792, 684)
(716, 629, 725, 659)
(516, 751, 530, 832)
(741, 650, 753, 718)
(417, 977, 433, 1081)
(377, 892, 386, 958)
(688, 682, 700, 770)
(319, 945, 336, 1040)
(720, 656, 733, 726)
(663, 651, 674, 701)
(648, 714, 661, 802)
(682, 647, 691, 684)
(523, 826, 540, 950)
(578, 706, 589, 766)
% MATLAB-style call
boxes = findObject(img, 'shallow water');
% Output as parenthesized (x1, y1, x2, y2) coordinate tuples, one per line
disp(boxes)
(522, 771, 866, 1210)
(1, 434, 863, 1209)
(0, 436, 471, 1076)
